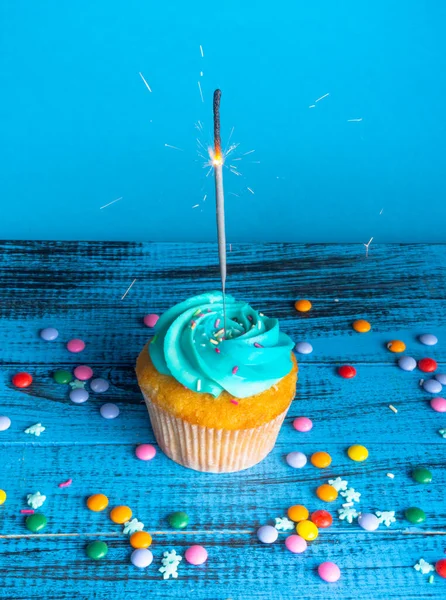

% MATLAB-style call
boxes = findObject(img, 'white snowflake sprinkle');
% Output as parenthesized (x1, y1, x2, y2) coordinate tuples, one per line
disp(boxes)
(24, 423, 46, 436)
(274, 517, 294, 531)
(338, 506, 358, 523)
(328, 477, 348, 492)
(375, 511, 396, 527)
(159, 549, 182, 579)
(27, 491, 46, 509)
(414, 558, 435, 575)
(123, 518, 144, 535)
(340, 488, 361, 503)
(69, 379, 86, 389)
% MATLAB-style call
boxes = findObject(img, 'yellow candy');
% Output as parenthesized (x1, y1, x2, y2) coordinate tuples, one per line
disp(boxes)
(352, 319, 371, 333)
(294, 299, 312, 313)
(347, 444, 369, 462)
(387, 340, 406, 353)
(0, 489, 6, 505)
(311, 451, 332, 469)
(130, 531, 152, 549)
(316, 484, 338, 502)
(110, 505, 132, 524)
(287, 505, 309, 522)
(296, 520, 319, 541)
(86, 493, 109, 512)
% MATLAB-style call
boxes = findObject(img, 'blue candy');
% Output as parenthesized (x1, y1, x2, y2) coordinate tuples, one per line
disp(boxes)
(419, 333, 438, 346)
(398, 356, 417, 371)
(90, 378, 109, 393)
(423, 379, 442, 394)
(100, 403, 120, 419)
(257, 525, 278, 544)
(40, 327, 59, 341)
(435, 373, 446, 385)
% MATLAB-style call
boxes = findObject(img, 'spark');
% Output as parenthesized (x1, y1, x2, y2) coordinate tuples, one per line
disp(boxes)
(363, 237, 373, 257)
(229, 243, 232, 252)
(229, 192, 240, 198)
(380, 208, 384, 215)
(192, 204, 199, 208)
(164, 144, 184, 151)
(195, 121, 204, 132)
(232, 157, 242, 161)
(242, 150, 255, 156)
(250, 160, 261, 164)
(100, 197, 122, 210)
(315, 93, 329, 103)
(138, 72, 152, 93)
(121, 278, 137, 301)
(309, 104, 316, 108)
(200, 71, 203, 77)
(203, 194, 207, 202)
(198, 81, 204, 103)
(229, 168, 242, 176)
(347, 118, 363, 122)
(199, 45, 204, 57)
(247, 187, 255, 195)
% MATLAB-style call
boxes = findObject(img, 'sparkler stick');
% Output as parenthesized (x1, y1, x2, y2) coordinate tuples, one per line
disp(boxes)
(213, 89, 227, 331)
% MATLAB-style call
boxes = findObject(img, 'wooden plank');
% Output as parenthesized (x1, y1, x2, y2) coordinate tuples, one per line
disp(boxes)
(0, 443, 444, 536)
(1, 363, 444, 444)
(0, 532, 444, 599)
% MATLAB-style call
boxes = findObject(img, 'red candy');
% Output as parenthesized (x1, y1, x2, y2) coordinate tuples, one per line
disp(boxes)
(311, 510, 333, 528)
(12, 372, 33, 388)
(436, 558, 446, 578)
(418, 358, 437, 373)
(338, 365, 356, 379)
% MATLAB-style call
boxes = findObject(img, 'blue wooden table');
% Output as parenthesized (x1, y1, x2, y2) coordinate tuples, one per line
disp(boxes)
(1, 241, 445, 599)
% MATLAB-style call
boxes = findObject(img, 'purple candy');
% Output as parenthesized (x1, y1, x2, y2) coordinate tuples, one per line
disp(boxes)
(295, 342, 313, 355)
(435, 373, 446, 385)
(0, 416, 11, 431)
(419, 333, 438, 346)
(286, 451, 307, 469)
(90, 378, 109, 393)
(398, 356, 417, 372)
(40, 327, 59, 341)
(423, 379, 443, 394)
(69, 388, 89, 404)
(130, 548, 153, 568)
(100, 403, 120, 419)
(257, 525, 278, 544)
(358, 513, 380, 531)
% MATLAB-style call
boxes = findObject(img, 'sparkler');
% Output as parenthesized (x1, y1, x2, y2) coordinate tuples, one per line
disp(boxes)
(213, 89, 227, 331)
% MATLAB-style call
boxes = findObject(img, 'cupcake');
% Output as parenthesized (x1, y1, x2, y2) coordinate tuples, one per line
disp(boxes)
(136, 292, 297, 473)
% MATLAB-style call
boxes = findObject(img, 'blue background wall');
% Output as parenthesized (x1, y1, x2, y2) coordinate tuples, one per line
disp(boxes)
(1, 1, 445, 242)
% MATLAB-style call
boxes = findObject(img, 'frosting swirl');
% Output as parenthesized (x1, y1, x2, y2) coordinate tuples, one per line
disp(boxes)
(149, 292, 295, 398)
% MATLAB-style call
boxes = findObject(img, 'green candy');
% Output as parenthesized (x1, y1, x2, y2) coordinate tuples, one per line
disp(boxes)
(168, 511, 189, 529)
(405, 507, 426, 524)
(25, 513, 48, 532)
(412, 467, 432, 484)
(53, 370, 73, 384)
(86, 541, 108, 560)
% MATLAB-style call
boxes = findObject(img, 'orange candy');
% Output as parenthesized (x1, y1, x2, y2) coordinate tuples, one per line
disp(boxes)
(311, 451, 332, 469)
(352, 319, 371, 333)
(387, 340, 406, 353)
(316, 484, 338, 502)
(86, 493, 109, 512)
(110, 505, 132, 524)
(287, 505, 309, 522)
(130, 531, 152, 549)
(294, 299, 312, 313)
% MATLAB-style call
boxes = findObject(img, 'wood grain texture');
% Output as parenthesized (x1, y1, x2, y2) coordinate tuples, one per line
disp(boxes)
(0, 241, 445, 599)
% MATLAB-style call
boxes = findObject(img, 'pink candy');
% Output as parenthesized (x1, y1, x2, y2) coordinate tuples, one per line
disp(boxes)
(293, 417, 313, 432)
(74, 365, 93, 381)
(184, 545, 208, 565)
(135, 444, 156, 461)
(143, 314, 159, 328)
(284, 534, 307, 554)
(66, 339, 85, 353)
(431, 397, 446, 412)
(318, 561, 341, 582)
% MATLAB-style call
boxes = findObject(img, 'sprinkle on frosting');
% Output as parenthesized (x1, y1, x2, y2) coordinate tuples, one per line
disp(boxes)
(149, 292, 295, 398)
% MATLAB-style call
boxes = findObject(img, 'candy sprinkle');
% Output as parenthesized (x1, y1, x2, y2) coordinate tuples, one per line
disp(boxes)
(389, 404, 398, 413)
(215, 348, 221, 354)
(197, 379, 202, 392)
(58, 478, 72, 488)
(210, 338, 219, 345)
(20, 509, 35, 514)
(214, 319, 220, 328)
(254, 342, 263, 348)
(230, 399, 239, 405)
(387, 473, 395, 479)
(232, 366, 239, 375)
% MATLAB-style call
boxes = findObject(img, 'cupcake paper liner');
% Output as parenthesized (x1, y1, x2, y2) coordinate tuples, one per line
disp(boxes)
(141, 391, 290, 473)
